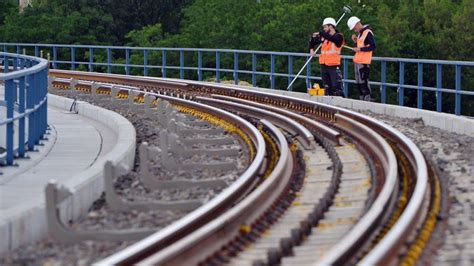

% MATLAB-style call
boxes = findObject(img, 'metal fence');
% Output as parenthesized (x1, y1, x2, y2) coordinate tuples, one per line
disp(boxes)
(2, 43, 473, 116)
(0, 52, 49, 166)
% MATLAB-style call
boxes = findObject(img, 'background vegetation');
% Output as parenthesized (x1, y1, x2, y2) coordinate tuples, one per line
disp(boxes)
(0, 0, 472, 115)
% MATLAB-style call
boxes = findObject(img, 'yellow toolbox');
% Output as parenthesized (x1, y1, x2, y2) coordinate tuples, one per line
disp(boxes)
(308, 83, 325, 96)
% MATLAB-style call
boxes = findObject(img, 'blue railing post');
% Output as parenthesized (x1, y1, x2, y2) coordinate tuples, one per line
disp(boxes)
(270, 54, 275, 90)
(398, 62, 405, 106)
(381, 61, 387, 103)
(41, 68, 48, 134)
(52, 46, 57, 69)
(252, 53, 256, 87)
(216, 51, 221, 83)
(27, 69, 35, 151)
(234, 52, 239, 85)
(436, 64, 442, 112)
(107, 48, 112, 74)
(343, 58, 349, 97)
(16, 45, 20, 55)
(306, 59, 311, 89)
(417, 63, 423, 109)
(198, 51, 203, 81)
(34, 46, 39, 57)
(143, 49, 148, 76)
(89, 48, 94, 72)
(71, 47, 76, 71)
(125, 48, 130, 75)
(162, 50, 167, 78)
(12, 58, 18, 106)
(3, 54, 8, 73)
(180, 50, 185, 79)
(33, 72, 40, 144)
(5, 79, 15, 165)
(455, 65, 461, 116)
(18, 75, 26, 158)
(288, 55, 293, 89)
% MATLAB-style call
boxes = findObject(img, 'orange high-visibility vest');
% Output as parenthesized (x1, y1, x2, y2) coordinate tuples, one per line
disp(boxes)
(319, 37, 342, 66)
(354, 29, 373, 64)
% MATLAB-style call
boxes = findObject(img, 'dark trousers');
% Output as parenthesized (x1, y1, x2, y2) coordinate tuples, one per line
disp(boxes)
(321, 65, 344, 97)
(354, 63, 371, 101)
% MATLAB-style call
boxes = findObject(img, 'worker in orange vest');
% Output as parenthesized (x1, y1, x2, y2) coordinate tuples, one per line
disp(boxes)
(347, 16, 376, 101)
(308, 17, 345, 97)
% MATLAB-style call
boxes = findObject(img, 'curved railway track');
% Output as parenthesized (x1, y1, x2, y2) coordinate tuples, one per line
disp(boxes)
(47, 70, 441, 265)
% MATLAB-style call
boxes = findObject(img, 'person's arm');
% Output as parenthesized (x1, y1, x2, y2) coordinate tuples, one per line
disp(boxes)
(308, 33, 322, 56)
(319, 31, 343, 47)
(361, 32, 376, 52)
(308, 33, 321, 50)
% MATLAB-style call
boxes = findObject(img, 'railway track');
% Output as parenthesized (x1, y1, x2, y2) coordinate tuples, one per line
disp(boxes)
(47, 70, 441, 265)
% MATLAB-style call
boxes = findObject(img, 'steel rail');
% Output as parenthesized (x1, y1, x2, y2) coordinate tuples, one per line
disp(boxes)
(135, 119, 293, 265)
(359, 121, 428, 264)
(84, 92, 266, 266)
(50, 71, 429, 264)
(195, 96, 315, 150)
(208, 94, 340, 144)
(164, 79, 428, 264)
(315, 113, 399, 265)
(49, 74, 268, 264)
(50, 69, 189, 91)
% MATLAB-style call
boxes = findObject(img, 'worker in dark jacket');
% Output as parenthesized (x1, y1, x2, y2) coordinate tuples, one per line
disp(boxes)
(308, 17, 345, 97)
(347, 16, 376, 101)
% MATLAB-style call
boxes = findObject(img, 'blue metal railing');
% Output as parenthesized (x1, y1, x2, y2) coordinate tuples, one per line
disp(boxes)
(0, 52, 49, 166)
(2, 43, 473, 116)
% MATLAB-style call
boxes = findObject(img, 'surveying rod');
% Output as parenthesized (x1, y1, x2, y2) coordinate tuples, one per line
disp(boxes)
(286, 5, 352, 91)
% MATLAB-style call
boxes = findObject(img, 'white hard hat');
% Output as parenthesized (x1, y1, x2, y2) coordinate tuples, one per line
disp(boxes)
(322, 17, 337, 27)
(347, 16, 361, 30)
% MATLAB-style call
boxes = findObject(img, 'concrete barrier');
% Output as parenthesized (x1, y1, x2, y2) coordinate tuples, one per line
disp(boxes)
(0, 94, 135, 253)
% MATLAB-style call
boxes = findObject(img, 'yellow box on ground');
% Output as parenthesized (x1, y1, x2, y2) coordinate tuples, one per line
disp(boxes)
(308, 83, 325, 96)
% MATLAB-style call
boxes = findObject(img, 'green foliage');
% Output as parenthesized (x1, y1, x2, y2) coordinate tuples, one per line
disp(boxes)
(0, 0, 115, 44)
(0, 0, 17, 26)
(101, 0, 194, 45)
(1, 0, 473, 114)
(126, 24, 163, 47)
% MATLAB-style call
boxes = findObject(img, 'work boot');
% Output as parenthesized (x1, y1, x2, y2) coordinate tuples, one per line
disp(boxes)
(363, 94, 371, 101)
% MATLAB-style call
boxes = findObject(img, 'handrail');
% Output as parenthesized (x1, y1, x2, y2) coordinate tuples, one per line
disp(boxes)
(4, 43, 472, 115)
(0, 52, 49, 79)
(2, 43, 474, 65)
(0, 52, 48, 166)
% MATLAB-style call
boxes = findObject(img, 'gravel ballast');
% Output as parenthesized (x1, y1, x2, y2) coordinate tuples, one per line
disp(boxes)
(1, 89, 472, 265)
(361, 111, 474, 265)
(0, 92, 248, 265)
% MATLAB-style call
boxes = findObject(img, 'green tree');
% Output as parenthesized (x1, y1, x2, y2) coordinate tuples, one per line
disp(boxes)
(126, 24, 163, 47)
(0, 0, 16, 26)
(103, 0, 194, 45)
(0, 0, 115, 44)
